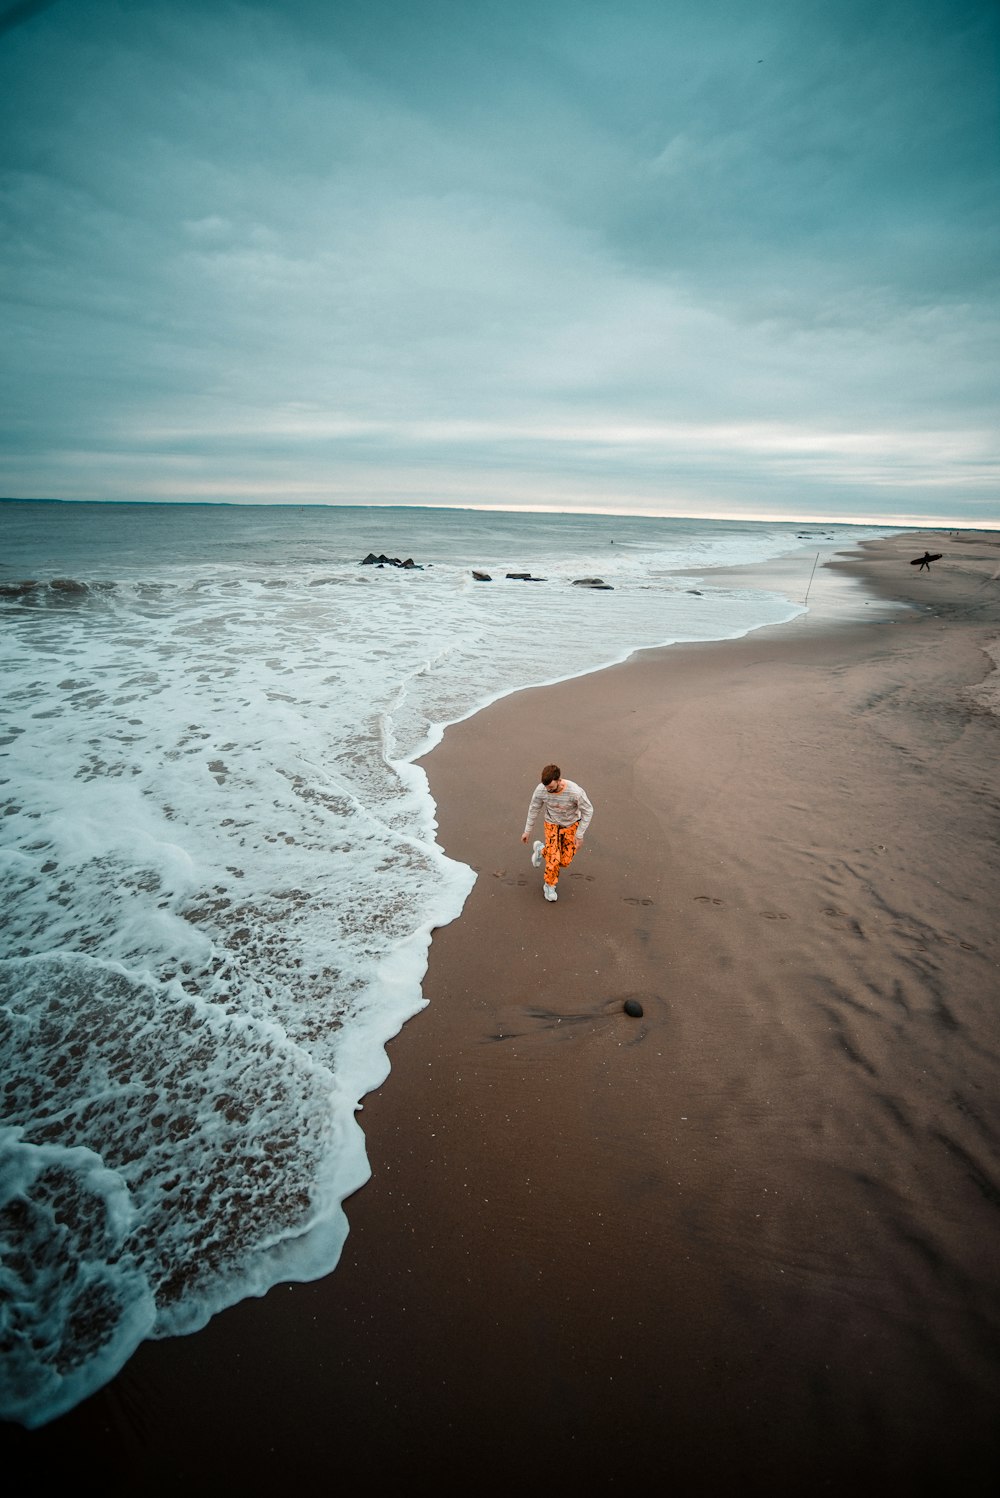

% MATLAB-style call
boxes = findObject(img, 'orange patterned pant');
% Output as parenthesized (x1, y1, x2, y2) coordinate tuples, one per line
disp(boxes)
(543, 820, 578, 885)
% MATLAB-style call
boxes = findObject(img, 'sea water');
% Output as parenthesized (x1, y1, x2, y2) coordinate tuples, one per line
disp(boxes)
(0, 501, 892, 1425)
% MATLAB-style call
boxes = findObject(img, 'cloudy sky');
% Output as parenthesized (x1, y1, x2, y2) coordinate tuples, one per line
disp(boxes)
(1, 0, 997, 523)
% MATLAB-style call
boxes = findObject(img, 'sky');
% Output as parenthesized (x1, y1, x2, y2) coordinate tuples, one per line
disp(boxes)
(1, 0, 997, 525)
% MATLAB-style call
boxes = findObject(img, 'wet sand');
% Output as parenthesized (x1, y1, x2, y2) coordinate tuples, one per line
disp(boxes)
(7, 530, 1000, 1495)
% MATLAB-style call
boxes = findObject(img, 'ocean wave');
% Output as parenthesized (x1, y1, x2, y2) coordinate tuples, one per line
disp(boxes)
(0, 952, 357, 1426)
(0, 578, 121, 605)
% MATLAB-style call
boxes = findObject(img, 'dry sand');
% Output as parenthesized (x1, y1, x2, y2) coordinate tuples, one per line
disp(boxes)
(8, 530, 1000, 1495)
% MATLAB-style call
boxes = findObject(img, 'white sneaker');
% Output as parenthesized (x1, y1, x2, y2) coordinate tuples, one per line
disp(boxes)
(531, 839, 544, 868)
(543, 883, 558, 902)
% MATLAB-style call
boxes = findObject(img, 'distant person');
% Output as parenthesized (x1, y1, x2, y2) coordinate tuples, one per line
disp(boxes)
(521, 764, 593, 903)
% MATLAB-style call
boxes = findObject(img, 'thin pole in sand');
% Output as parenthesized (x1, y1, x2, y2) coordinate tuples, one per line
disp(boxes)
(803, 551, 820, 606)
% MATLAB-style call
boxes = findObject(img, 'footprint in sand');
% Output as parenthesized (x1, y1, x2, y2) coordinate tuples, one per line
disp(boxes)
(760, 911, 790, 920)
(938, 934, 979, 951)
(823, 908, 864, 935)
(623, 896, 654, 906)
(694, 895, 724, 905)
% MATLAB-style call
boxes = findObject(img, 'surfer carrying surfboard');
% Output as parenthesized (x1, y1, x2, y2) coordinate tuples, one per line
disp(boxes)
(521, 764, 594, 903)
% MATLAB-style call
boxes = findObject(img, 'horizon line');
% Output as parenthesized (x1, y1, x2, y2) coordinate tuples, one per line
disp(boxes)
(1, 494, 997, 532)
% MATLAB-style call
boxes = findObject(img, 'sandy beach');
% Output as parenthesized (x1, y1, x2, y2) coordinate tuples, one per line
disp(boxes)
(7, 530, 1000, 1495)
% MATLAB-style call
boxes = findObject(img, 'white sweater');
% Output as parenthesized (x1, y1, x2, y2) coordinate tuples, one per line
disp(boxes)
(523, 779, 593, 838)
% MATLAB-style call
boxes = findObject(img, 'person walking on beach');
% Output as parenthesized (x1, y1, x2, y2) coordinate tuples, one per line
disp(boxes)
(521, 764, 593, 903)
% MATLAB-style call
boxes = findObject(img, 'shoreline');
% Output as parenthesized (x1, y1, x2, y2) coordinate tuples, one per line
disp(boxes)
(7, 529, 1000, 1494)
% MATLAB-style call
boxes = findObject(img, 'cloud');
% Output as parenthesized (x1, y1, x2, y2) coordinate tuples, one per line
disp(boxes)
(0, 0, 63, 39)
(0, 0, 997, 522)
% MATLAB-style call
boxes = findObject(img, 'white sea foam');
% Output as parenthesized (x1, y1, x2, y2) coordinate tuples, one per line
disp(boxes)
(0, 503, 894, 1423)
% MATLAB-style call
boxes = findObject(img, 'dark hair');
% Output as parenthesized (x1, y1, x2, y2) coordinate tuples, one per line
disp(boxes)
(541, 763, 561, 786)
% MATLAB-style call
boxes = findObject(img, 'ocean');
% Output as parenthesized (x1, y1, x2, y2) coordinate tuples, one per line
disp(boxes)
(0, 500, 893, 1425)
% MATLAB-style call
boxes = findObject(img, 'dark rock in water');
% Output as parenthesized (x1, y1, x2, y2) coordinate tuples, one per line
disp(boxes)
(571, 577, 614, 589)
(687, 589, 702, 596)
(1, 578, 96, 604)
(472, 570, 492, 581)
(360, 553, 424, 570)
(505, 573, 547, 582)
(623, 998, 644, 1018)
